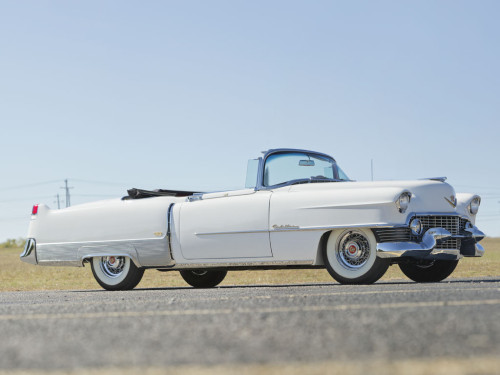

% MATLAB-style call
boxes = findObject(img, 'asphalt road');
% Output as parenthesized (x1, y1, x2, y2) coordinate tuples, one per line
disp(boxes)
(1, 278, 500, 374)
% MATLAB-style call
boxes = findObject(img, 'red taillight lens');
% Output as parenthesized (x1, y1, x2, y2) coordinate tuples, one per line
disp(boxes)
(32, 204, 39, 215)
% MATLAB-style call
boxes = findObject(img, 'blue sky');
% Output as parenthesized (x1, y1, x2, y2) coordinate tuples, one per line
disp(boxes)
(1, 0, 499, 241)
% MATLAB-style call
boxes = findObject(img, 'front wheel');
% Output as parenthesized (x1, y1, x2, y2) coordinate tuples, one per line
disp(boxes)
(91, 256, 144, 291)
(323, 228, 389, 284)
(179, 270, 227, 288)
(399, 260, 459, 282)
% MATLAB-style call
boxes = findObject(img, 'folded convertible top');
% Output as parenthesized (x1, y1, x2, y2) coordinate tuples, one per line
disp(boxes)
(123, 188, 201, 200)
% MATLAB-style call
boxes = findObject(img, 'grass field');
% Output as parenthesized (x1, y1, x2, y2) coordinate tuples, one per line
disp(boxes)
(1, 238, 499, 292)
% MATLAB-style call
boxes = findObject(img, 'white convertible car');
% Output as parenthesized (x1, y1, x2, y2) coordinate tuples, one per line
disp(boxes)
(21, 148, 485, 290)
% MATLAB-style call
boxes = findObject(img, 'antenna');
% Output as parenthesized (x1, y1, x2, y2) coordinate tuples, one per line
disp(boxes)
(371, 159, 374, 181)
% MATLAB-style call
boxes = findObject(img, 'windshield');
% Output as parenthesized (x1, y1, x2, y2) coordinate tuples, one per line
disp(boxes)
(263, 152, 349, 187)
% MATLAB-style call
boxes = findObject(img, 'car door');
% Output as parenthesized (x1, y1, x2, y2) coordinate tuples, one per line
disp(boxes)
(179, 189, 273, 259)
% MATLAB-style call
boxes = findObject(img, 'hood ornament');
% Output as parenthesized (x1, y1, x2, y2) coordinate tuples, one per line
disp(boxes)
(444, 195, 457, 208)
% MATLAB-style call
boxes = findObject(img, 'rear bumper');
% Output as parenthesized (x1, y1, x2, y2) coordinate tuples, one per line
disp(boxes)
(20, 238, 37, 265)
(376, 225, 485, 260)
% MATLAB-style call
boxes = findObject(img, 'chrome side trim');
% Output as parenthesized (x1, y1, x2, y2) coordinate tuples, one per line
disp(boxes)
(167, 203, 175, 262)
(196, 223, 399, 236)
(34, 237, 175, 268)
(172, 260, 313, 269)
(274, 223, 397, 232)
(38, 237, 167, 246)
(20, 238, 37, 265)
(196, 229, 269, 236)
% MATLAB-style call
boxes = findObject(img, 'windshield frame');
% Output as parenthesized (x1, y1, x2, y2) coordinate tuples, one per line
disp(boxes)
(255, 148, 351, 190)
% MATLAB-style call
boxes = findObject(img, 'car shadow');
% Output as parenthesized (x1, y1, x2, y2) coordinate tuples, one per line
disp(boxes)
(369, 277, 500, 286)
(71, 277, 500, 293)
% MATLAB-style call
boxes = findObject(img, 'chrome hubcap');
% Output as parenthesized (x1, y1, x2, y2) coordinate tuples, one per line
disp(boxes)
(99, 256, 126, 278)
(337, 231, 370, 269)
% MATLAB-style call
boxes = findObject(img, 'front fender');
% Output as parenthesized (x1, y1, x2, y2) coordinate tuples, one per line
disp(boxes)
(456, 193, 481, 223)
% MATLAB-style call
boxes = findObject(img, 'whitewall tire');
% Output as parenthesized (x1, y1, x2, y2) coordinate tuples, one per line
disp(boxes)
(91, 256, 144, 291)
(323, 228, 389, 284)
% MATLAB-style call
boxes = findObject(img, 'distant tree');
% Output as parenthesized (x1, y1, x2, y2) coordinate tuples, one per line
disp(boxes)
(0, 238, 26, 248)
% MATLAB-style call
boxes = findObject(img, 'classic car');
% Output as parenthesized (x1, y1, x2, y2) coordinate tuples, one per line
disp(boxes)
(21, 148, 485, 290)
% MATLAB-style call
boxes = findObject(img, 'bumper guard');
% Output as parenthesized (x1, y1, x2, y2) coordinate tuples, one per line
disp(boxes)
(376, 226, 485, 260)
(20, 238, 38, 265)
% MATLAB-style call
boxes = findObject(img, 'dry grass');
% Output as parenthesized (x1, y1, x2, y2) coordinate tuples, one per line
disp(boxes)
(1, 238, 499, 292)
(1, 356, 500, 375)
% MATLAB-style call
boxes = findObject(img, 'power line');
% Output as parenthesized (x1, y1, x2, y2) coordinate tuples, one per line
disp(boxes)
(72, 194, 118, 198)
(0, 180, 61, 191)
(70, 178, 133, 186)
(0, 196, 54, 204)
(0, 178, 134, 192)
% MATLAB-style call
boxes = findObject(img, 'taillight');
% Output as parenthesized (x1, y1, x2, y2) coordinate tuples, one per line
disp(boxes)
(32, 204, 39, 215)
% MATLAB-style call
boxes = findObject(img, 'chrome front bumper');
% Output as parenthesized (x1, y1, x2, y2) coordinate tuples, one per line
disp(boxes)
(376, 226, 485, 260)
(20, 238, 38, 265)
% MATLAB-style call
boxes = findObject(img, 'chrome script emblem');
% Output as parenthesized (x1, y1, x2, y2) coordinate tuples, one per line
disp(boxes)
(444, 195, 457, 208)
(272, 224, 300, 230)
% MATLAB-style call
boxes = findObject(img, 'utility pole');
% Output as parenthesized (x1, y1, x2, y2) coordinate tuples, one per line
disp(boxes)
(61, 179, 73, 208)
(55, 194, 61, 209)
(371, 159, 374, 181)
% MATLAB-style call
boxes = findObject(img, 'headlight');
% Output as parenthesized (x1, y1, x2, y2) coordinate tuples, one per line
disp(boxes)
(469, 197, 481, 215)
(396, 192, 411, 213)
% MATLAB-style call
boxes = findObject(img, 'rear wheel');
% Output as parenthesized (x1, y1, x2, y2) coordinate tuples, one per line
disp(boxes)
(323, 228, 389, 284)
(179, 269, 227, 288)
(91, 256, 144, 291)
(399, 260, 459, 282)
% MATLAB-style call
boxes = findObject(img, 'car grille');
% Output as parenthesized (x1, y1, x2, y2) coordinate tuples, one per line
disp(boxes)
(374, 227, 412, 243)
(373, 215, 469, 250)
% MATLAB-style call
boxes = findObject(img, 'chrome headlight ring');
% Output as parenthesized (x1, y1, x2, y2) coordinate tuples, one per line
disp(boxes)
(409, 218, 423, 236)
(396, 192, 412, 213)
(469, 197, 481, 215)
